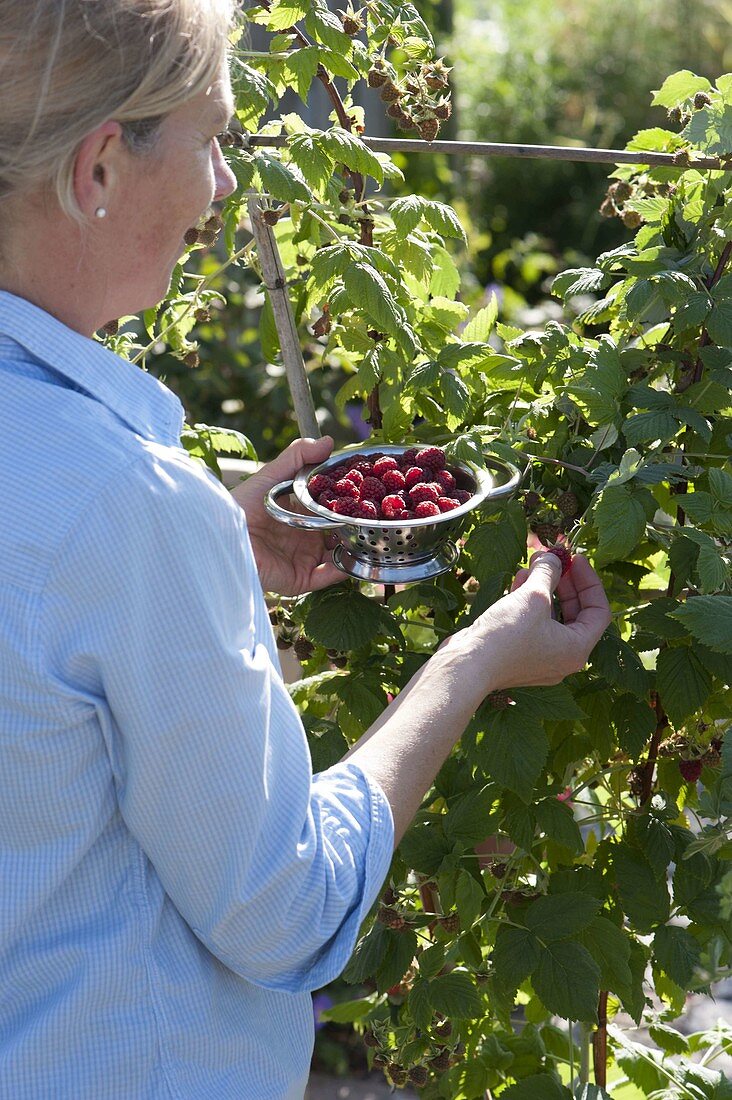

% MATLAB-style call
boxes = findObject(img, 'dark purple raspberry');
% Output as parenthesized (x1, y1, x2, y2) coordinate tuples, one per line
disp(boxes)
(679, 759, 703, 783)
(409, 482, 441, 505)
(360, 476, 387, 504)
(454, 489, 472, 504)
(372, 456, 399, 478)
(415, 446, 447, 471)
(355, 500, 378, 520)
(333, 497, 361, 516)
(435, 469, 456, 493)
(381, 468, 406, 492)
(308, 474, 334, 497)
(401, 448, 418, 466)
(334, 478, 359, 500)
(382, 494, 407, 519)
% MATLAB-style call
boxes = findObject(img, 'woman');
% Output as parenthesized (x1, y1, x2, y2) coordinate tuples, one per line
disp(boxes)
(0, 2, 611, 1097)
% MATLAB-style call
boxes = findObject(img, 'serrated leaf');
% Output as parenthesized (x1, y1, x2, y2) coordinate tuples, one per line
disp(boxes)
(343, 920, 389, 983)
(531, 940, 600, 1022)
(390, 194, 426, 237)
(283, 46, 320, 104)
(430, 246, 461, 297)
(522, 893, 601, 942)
(343, 262, 401, 335)
(423, 200, 467, 242)
(439, 371, 471, 419)
(534, 798, 584, 854)
(317, 47, 359, 82)
(657, 645, 713, 726)
(256, 152, 311, 202)
(492, 925, 541, 989)
(651, 71, 712, 108)
(653, 924, 701, 989)
(552, 267, 609, 298)
(320, 129, 383, 184)
(303, 587, 398, 650)
(304, 5, 350, 50)
(444, 788, 497, 846)
(480, 708, 549, 801)
(670, 596, 732, 654)
(408, 978, 434, 1030)
(399, 821, 451, 876)
(288, 130, 334, 191)
(594, 484, 647, 564)
(502, 1074, 572, 1100)
(579, 917, 632, 995)
(648, 1022, 690, 1054)
(375, 927, 418, 993)
(612, 694, 657, 758)
(613, 846, 671, 932)
(462, 296, 498, 342)
(428, 971, 483, 1019)
(320, 997, 372, 1023)
(455, 870, 485, 927)
(589, 632, 649, 698)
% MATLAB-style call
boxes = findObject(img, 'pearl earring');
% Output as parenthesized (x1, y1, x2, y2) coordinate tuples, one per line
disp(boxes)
(95, 207, 107, 219)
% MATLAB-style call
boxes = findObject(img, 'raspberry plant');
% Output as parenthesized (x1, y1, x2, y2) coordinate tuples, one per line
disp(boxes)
(115, 19, 731, 1097)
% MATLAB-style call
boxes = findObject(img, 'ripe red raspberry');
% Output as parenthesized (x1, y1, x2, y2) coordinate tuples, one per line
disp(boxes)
(414, 501, 440, 518)
(351, 461, 373, 477)
(344, 468, 364, 487)
(360, 476, 387, 503)
(679, 759, 703, 783)
(545, 543, 573, 577)
(334, 478, 359, 500)
(437, 497, 460, 513)
(382, 493, 407, 519)
(355, 500, 378, 520)
(332, 497, 361, 517)
(435, 469, 456, 493)
(401, 447, 418, 467)
(404, 466, 429, 490)
(410, 482, 440, 505)
(308, 474, 334, 497)
(372, 456, 399, 478)
(415, 446, 447, 471)
(318, 492, 338, 510)
(381, 468, 406, 492)
(454, 489, 472, 504)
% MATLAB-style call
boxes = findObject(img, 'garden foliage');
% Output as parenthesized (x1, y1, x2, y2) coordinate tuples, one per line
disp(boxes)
(115, 7, 732, 1094)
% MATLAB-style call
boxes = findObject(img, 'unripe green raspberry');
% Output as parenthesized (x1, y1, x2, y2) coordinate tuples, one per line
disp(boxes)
(418, 117, 440, 142)
(556, 490, 579, 516)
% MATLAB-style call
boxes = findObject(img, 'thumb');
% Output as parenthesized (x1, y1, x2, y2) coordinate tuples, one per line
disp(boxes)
(270, 436, 333, 480)
(523, 550, 562, 595)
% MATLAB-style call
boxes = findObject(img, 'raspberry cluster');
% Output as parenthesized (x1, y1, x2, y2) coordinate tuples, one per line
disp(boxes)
(307, 447, 471, 521)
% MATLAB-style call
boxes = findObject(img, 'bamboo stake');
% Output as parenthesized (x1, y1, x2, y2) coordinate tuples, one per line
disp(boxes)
(247, 196, 320, 440)
(240, 134, 731, 171)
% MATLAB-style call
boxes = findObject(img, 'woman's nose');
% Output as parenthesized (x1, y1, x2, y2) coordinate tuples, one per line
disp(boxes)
(213, 141, 237, 202)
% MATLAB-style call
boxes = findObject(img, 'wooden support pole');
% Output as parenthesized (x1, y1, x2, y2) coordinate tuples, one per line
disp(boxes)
(247, 196, 320, 440)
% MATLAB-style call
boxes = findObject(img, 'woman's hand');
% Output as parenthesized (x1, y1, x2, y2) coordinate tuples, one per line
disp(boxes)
(230, 436, 344, 597)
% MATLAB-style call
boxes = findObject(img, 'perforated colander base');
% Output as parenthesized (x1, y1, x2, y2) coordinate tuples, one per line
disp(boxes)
(332, 541, 459, 583)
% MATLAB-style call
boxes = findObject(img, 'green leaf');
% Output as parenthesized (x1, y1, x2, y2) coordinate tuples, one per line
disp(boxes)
(390, 195, 427, 237)
(594, 484, 647, 564)
(501, 1075, 572, 1100)
(283, 46, 320, 104)
(408, 978, 434, 1030)
(304, 5, 350, 50)
(579, 917, 632, 995)
(399, 821, 451, 875)
(534, 798, 584, 855)
(531, 940, 600, 1022)
(255, 152, 310, 202)
(288, 130, 334, 190)
(320, 129, 384, 184)
(670, 596, 732, 654)
(522, 893, 601, 942)
(480, 708, 549, 801)
(462, 296, 498, 342)
(439, 371, 471, 419)
(430, 246, 461, 297)
(317, 48, 359, 82)
(343, 262, 401, 335)
(303, 587, 398, 650)
(653, 924, 701, 989)
(320, 997, 372, 1023)
(423, 200, 467, 242)
(444, 787, 498, 846)
(657, 646, 713, 727)
(492, 924, 541, 988)
(343, 920, 389, 983)
(651, 70, 712, 108)
(589, 632, 649, 698)
(648, 1022, 690, 1055)
(612, 694, 657, 758)
(375, 927, 418, 993)
(613, 846, 671, 932)
(455, 870, 485, 928)
(428, 971, 483, 1019)
(252, 0, 309, 29)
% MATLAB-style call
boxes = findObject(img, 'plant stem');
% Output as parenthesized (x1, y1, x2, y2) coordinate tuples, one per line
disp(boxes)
(579, 1022, 591, 1085)
(593, 991, 608, 1088)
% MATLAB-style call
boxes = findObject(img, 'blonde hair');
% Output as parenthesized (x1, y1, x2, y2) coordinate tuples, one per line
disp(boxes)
(0, 0, 234, 219)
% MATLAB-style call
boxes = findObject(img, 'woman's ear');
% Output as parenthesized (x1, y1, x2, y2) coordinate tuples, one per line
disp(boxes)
(73, 120, 124, 220)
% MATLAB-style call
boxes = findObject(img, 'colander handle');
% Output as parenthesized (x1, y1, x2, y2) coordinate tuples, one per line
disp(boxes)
(264, 480, 346, 530)
(477, 457, 523, 500)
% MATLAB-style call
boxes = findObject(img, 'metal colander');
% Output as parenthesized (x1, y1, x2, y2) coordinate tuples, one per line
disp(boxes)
(265, 443, 521, 583)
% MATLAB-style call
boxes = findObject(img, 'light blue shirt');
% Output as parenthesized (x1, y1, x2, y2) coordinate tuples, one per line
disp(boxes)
(0, 291, 394, 1099)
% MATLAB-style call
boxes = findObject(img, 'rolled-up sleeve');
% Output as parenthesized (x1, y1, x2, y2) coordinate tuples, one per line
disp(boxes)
(42, 443, 394, 992)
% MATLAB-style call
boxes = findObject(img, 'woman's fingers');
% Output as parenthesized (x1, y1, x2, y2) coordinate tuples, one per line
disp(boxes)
(557, 555, 612, 648)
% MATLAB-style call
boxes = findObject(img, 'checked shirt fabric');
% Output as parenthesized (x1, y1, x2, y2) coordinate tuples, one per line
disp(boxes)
(0, 291, 393, 1099)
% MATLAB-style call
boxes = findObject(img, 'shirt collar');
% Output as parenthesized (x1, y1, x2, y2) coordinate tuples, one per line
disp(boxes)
(0, 291, 184, 445)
